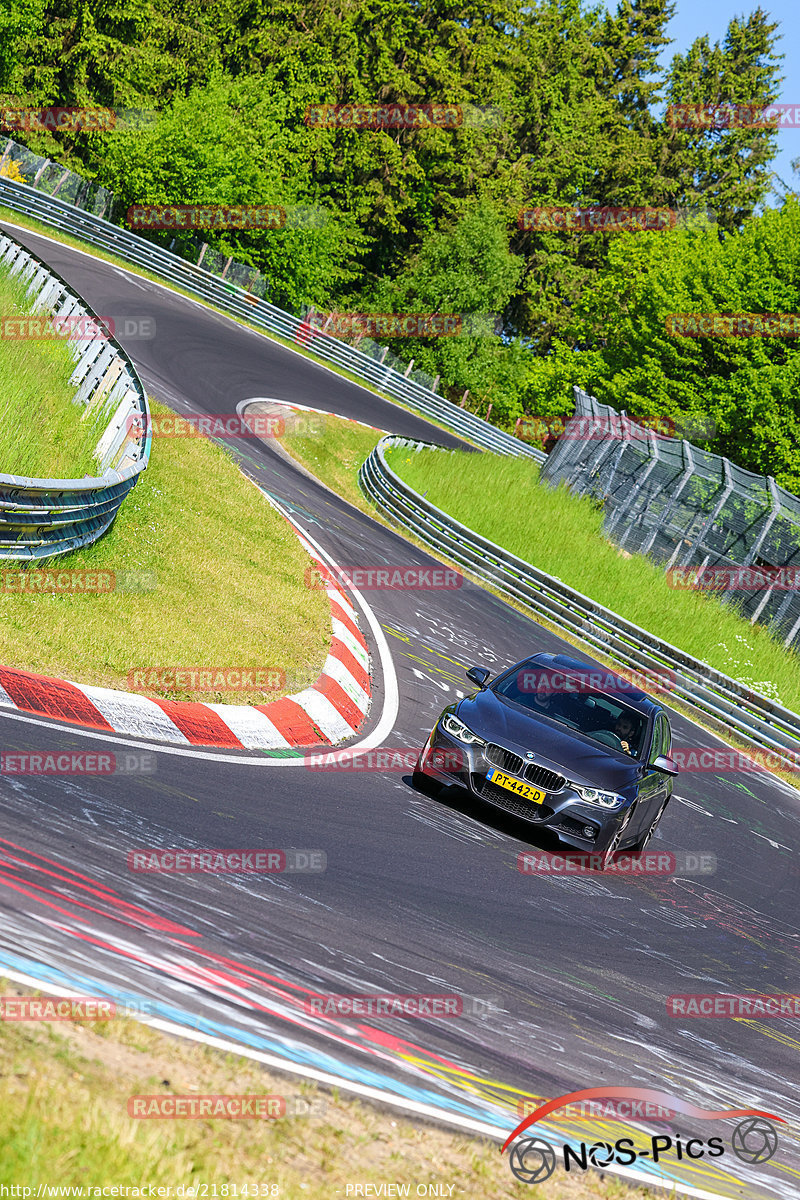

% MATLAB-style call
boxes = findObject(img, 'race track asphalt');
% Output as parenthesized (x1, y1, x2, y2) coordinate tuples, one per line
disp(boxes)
(1, 223, 797, 1199)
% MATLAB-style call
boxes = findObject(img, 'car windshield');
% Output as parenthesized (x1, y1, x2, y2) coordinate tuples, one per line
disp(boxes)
(492, 667, 647, 757)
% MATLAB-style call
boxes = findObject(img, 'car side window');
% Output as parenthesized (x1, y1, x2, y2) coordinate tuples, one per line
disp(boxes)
(649, 716, 664, 764)
(659, 714, 672, 757)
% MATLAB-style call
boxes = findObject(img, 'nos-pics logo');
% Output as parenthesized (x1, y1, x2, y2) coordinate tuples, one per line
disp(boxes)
(501, 1087, 783, 1184)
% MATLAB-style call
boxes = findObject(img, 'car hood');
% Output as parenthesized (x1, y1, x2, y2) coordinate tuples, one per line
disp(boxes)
(458, 690, 643, 792)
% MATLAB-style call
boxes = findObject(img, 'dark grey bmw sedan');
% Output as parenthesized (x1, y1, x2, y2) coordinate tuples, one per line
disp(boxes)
(414, 652, 679, 869)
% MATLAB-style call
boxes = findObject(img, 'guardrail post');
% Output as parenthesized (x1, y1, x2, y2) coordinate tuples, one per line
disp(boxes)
(0, 227, 150, 560)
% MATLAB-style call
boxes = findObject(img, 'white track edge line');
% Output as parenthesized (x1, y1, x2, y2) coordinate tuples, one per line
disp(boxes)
(0, 966, 740, 1200)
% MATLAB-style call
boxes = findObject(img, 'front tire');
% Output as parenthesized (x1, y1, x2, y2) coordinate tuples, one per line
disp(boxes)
(599, 806, 634, 870)
(629, 798, 669, 852)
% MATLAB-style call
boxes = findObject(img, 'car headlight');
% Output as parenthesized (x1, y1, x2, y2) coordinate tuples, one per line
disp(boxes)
(440, 713, 485, 745)
(573, 784, 625, 810)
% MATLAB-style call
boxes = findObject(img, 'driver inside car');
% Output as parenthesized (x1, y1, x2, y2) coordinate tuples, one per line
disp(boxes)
(613, 712, 637, 754)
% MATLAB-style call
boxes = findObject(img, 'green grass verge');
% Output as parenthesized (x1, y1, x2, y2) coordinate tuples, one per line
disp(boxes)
(0, 260, 108, 477)
(270, 408, 384, 515)
(0, 397, 330, 705)
(0, 982, 650, 1200)
(386, 445, 800, 713)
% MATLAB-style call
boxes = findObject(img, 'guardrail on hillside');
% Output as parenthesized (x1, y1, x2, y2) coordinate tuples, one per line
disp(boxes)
(542, 387, 800, 649)
(0, 176, 544, 462)
(360, 436, 800, 769)
(0, 230, 150, 560)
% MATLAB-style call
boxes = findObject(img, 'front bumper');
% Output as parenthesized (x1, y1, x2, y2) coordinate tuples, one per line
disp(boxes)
(419, 723, 630, 851)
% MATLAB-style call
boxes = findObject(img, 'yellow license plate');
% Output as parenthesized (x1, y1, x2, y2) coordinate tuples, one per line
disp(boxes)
(487, 769, 546, 805)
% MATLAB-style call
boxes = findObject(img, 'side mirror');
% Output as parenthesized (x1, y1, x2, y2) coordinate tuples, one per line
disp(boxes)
(652, 754, 679, 776)
(466, 666, 491, 689)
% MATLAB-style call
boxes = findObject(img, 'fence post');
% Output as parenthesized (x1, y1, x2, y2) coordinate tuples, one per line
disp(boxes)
(32, 158, 50, 186)
(607, 429, 661, 544)
(654, 440, 696, 563)
(51, 168, 72, 197)
(676, 458, 733, 567)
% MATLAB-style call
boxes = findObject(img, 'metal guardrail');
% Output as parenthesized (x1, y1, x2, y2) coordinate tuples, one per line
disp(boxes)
(360, 436, 800, 768)
(0, 230, 150, 560)
(542, 387, 800, 648)
(0, 177, 544, 462)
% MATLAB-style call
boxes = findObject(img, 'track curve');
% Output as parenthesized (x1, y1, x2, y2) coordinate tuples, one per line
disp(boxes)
(1, 221, 798, 1199)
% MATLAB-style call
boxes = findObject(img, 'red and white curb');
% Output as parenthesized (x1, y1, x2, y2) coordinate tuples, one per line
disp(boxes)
(0, 545, 370, 753)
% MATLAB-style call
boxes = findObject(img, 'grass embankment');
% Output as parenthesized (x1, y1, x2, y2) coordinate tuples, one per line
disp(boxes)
(266, 406, 384, 515)
(0, 258, 108, 477)
(387, 446, 800, 712)
(275, 412, 800, 714)
(0, 397, 330, 705)
(0, 983, 649, 1200)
